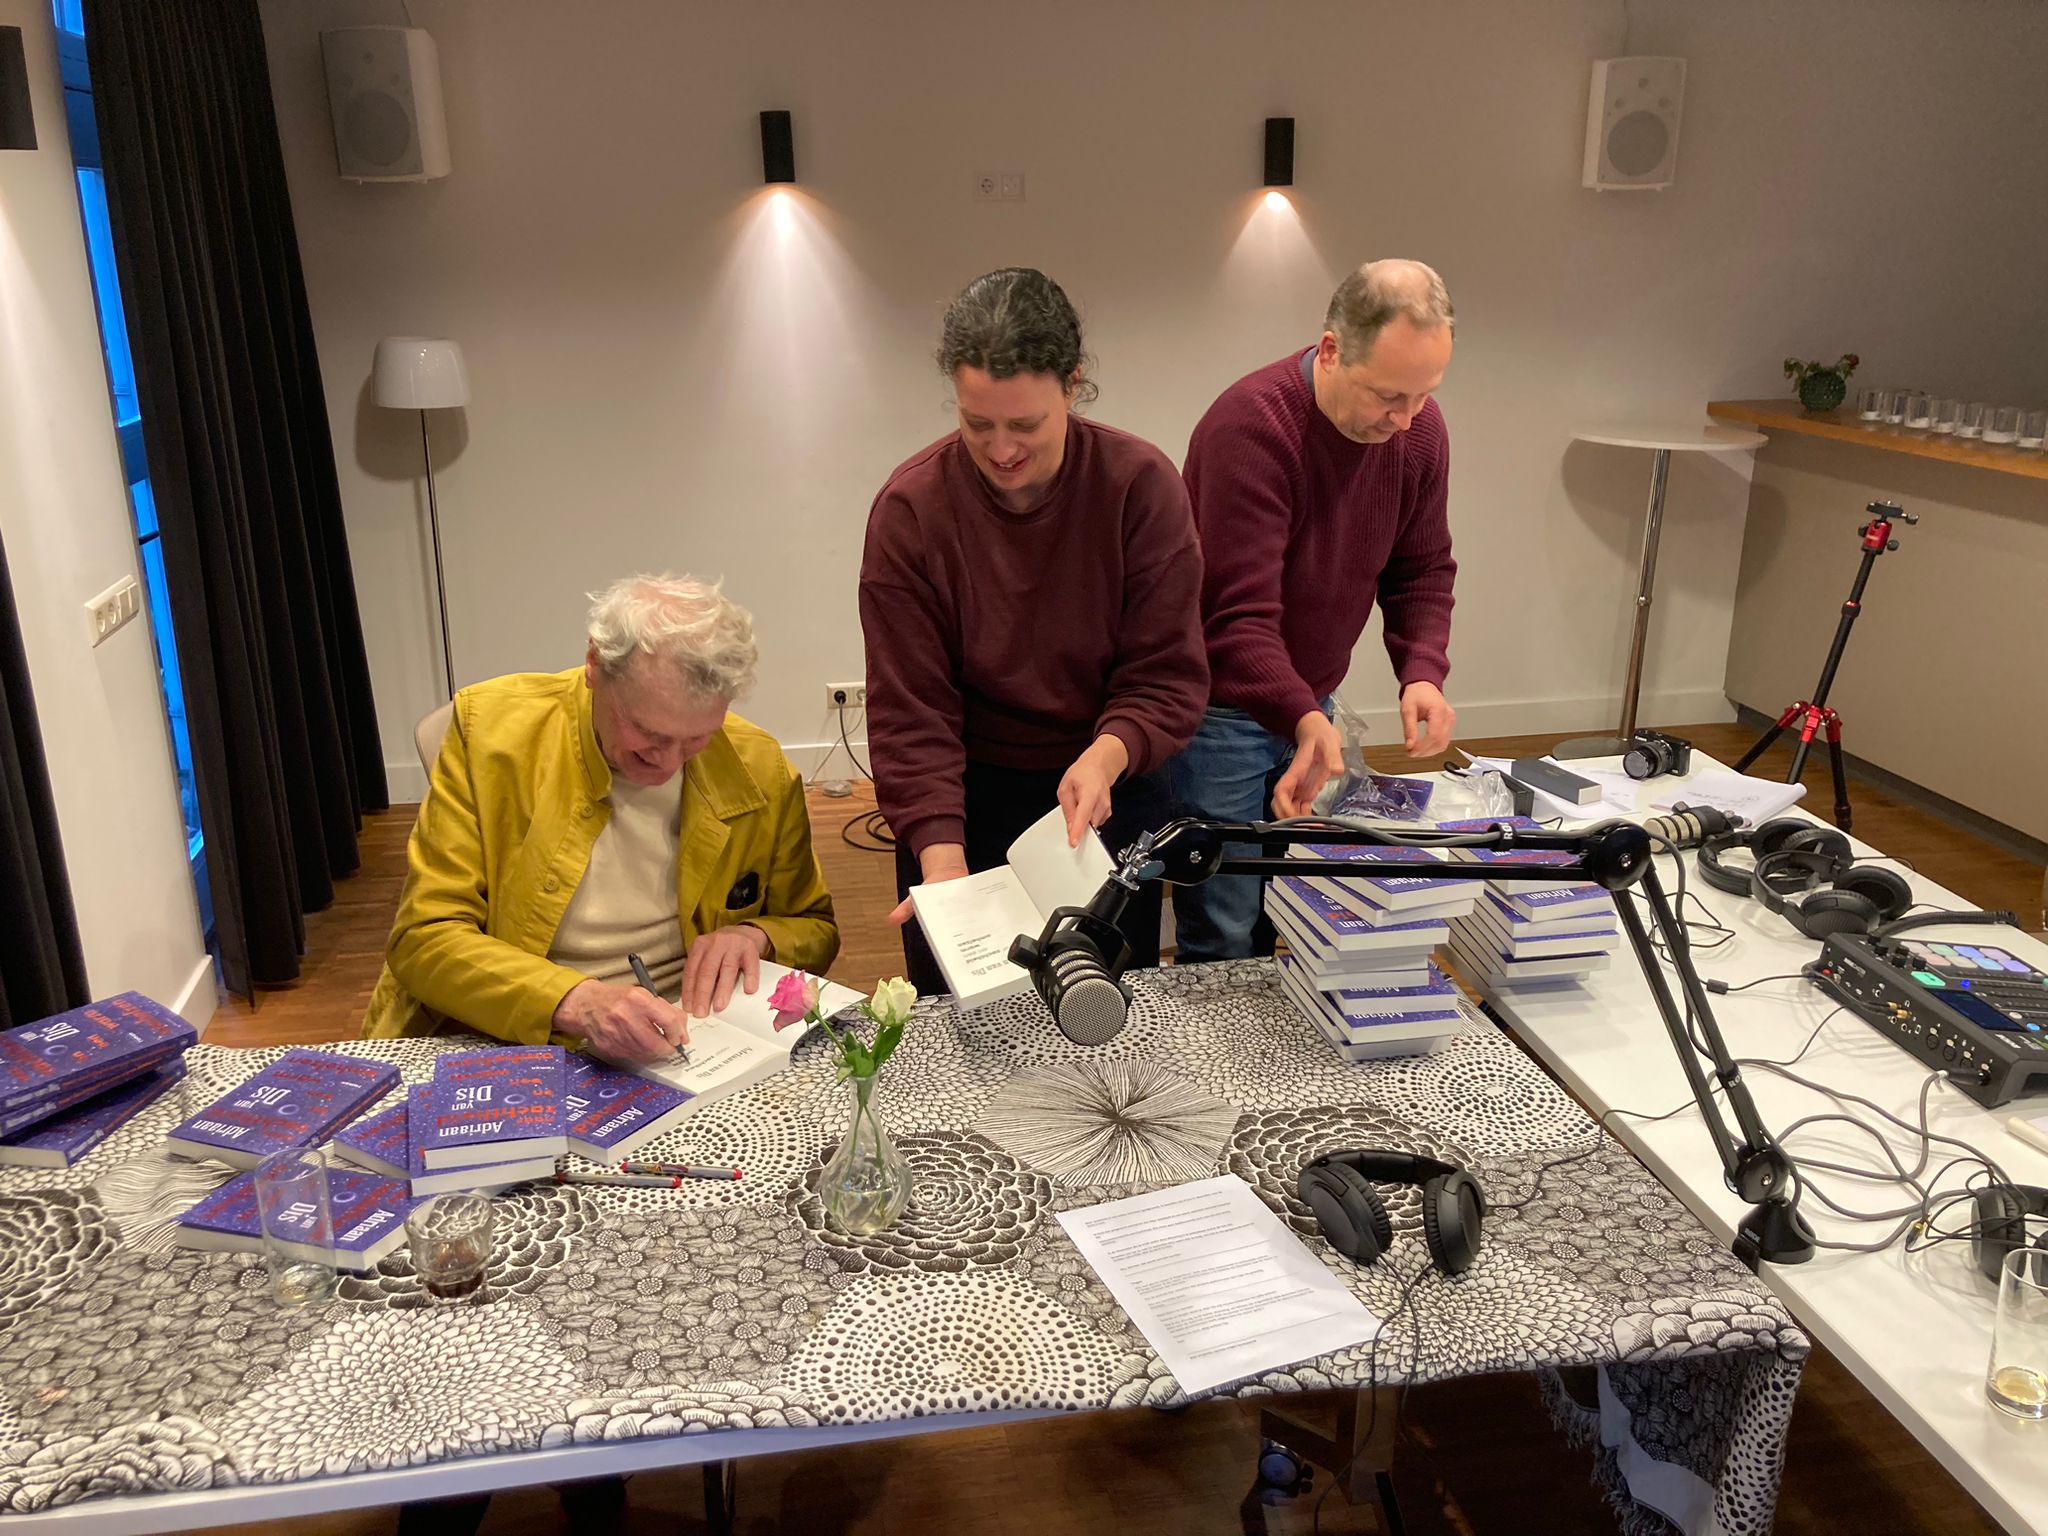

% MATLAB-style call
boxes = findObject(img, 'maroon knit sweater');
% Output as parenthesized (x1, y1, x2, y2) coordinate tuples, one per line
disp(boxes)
(1183, 350, 1456, 740)
(860, 418, 1208, 857)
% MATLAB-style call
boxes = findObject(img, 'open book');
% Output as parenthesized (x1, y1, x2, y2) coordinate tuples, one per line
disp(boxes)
(908, 806, 1112, 1011)
(632, 961, 866, 1103)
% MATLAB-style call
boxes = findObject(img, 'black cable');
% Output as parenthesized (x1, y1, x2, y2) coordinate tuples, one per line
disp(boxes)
(1706, 970, 1816, 996)
(1312, 1262, 1430, 1536)
(835, 702, 875, 781)
(840, 809, 895, 854)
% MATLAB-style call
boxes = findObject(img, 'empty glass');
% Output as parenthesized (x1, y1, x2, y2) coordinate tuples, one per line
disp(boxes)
(1986, 406, 2020, 445)
(254, 1145, 339, 1307)
(1987, 1247, 2048, 1420)
(1957, 402, 1988, 439)
(406, 1192, 496, 1301)
(1930, 398, 1960, 435)
(1855, 386, 1885, 422)
(1882, 389, 1910, 424)
(2019, 411, 2047, 450)
(1905, 392, 1933, 430)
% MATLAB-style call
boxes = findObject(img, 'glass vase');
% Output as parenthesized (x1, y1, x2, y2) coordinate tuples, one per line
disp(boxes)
(819, 1067, 912, 1235)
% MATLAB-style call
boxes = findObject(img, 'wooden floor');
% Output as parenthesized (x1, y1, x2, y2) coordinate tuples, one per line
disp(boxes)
(197, 722, 2035, 1535)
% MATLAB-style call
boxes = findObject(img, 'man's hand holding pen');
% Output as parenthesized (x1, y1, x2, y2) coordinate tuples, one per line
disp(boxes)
(552, 976, 689, 1067)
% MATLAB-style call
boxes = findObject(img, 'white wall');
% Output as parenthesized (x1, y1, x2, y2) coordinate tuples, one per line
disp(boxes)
(0, 1, 214, 1024)
(258, 0, 2048, 799)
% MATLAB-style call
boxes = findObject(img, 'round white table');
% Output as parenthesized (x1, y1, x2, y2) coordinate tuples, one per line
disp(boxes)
(1557, 420, 1769, 758)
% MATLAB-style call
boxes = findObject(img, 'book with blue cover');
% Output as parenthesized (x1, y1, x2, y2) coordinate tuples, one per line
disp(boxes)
(1267, 877, 1451, 954)
(1463, 893, 1619, 960)
(0, 992, 196, 1120)
(164, 1049, 400, 1169)
(1264, 890, 1435, 989)
(174, 1164, 421, 1271)
(563, 1053, 699, 1161)
(1435, 816, 1612, 922)
(1275, 955, 1473, 1061)
(0, 1059, 187, 1169)
(331, 1102, 409, 1180)
(1444, 931, 1613, 989)
(411, 1045, 569, 1170)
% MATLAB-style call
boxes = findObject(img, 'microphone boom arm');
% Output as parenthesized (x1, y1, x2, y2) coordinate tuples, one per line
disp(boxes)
(1016, 814, 1814, 1271)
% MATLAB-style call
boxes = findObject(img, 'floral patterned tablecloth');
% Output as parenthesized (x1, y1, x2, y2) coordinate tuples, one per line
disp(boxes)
(0, 962, 1807, 1532)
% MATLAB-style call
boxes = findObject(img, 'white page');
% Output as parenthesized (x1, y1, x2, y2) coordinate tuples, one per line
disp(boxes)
(907, 867, 1044, 1009)
(686, 961, 867, 1042)
(1006, 805, 1114, 916)
(1057, 1174, 1381, 1395)
(635, 1015, 780, 1096)
(1647, 765, 1807, 824)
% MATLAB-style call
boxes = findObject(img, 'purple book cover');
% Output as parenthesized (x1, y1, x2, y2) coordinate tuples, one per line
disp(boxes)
(1273, 877, 1448, 942)
(562, 1053, 693, 1158)
(412, 1046, 568, 1168)
(176, 1171, 265, 1247)
(166, 1050, 400, 1168)
(175, 1166, 419, 1268)
(0, 993, 196, 1111)
(1290, 843, 1463, 906)
(322, 1169, 422, 1265)
(1321, 967, 1461, 1013)
(332, 1102, 409, 1178)
(1278, 954, 1463, 1032)
(0, 1060, 187, 1168)
(1481, 890, 1616, 939)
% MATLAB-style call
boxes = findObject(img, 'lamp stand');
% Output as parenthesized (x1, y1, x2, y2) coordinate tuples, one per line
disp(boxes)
(418, 409, 455, 702)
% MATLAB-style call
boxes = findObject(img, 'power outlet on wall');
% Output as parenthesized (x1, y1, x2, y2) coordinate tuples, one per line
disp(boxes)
(84, 576, 141, 647)
(825, 681, 867, 709)
(974, 171, 1026, 203)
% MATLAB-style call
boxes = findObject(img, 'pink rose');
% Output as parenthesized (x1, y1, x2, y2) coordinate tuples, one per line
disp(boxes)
(769, 970, 820, 1030)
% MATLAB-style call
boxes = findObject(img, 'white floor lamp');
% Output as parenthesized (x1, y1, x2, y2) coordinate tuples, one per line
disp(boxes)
(374, 337, 470, 700)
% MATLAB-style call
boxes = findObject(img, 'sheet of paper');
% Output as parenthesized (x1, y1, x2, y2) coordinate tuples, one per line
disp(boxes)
(1057, 1175, 1381, 1395)
(1647, 765, 1807, 824)
(1006, 805, 1113, 915)
(686, 962, 866, 1041)
(907, 868, 1043, 1010)
(635, 1016, 779, 1096)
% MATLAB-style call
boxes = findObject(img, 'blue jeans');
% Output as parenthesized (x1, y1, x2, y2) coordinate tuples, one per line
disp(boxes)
(1165, 700, 1332, 963)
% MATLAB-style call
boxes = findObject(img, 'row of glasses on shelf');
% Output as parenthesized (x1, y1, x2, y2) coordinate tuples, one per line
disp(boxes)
(1856, 388, 2046, 448)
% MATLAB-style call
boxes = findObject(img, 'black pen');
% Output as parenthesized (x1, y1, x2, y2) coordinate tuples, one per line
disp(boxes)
(628, 951, 690, 1066)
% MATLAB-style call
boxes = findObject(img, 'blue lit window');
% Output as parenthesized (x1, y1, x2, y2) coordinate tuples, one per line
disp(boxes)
(54, 1, 211, 935)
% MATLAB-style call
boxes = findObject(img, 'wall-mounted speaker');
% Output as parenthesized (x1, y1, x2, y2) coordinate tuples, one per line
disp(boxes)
(1582, 57, 1683, 191)
(319, 27, 450, 183)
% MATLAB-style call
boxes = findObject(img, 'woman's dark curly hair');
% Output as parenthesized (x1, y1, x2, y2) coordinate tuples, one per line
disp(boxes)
(936, 267, 1099, 406)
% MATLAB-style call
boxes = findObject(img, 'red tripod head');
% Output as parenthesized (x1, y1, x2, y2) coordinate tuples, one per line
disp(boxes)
(1859, 500, 1918, 552)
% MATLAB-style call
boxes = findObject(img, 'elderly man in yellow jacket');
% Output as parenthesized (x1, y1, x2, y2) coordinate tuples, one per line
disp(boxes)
(361, 573, 839, 1064)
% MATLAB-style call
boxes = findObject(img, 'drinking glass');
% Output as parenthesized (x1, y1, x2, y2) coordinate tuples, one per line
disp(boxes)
(1929, 398, 1960, 435)
(1957, 402, 1988, 439)
(254, 1145, 339, 1307)
(406, 1193, 496, 1301)
(1904, 392, 1933, 430)
(1882, 389, 1910, 424)
(2019, 410, 2047, 450)
(1985, 406, 2020, 445)
(1986, 1247, 2048, 1420)
(1855, 386, 1885, 422)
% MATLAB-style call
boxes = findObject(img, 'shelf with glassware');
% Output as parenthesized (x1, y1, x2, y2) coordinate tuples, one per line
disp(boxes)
(1707, 399, 2048, 484)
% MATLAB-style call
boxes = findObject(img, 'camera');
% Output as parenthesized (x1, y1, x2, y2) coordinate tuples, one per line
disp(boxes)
(1623, 728, 1693, 781)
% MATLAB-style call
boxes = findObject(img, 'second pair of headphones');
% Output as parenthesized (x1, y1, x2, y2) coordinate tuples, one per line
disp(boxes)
(1973, 1183, 2048, 1284)
(1297, 1149, 1486, 1274)
(1697, 818, 1914, 940)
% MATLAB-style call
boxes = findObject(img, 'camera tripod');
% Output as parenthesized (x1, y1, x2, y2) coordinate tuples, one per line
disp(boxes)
(1733, 501, 1916, 832)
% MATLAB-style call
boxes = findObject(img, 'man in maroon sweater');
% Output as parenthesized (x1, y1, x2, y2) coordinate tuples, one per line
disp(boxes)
(1168, 259, 1458, 962)
(862, 267, 1207, 995)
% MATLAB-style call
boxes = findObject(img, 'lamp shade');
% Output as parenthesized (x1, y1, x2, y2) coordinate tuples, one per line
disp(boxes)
(373, 336, 469, 408)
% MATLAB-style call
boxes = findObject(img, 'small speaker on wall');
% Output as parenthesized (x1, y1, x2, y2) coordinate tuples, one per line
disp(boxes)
(1582, 57, 1684, 191)
(319, 26, 451, 183)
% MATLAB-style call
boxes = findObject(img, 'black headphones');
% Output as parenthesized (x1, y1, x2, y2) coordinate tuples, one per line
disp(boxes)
(1697, 818, 1913, 940)
(1973, 1183, 2048, 1283)
(1297, 1150, 1487, 1274)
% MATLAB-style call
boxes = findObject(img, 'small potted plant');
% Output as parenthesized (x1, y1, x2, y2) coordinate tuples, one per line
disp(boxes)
(1783, 353, 1859, 414)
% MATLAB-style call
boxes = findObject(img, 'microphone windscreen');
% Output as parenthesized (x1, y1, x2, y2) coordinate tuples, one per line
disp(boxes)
(1046, 948, 1129, 1044)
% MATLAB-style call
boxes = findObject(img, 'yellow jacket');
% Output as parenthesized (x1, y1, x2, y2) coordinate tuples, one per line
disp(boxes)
(361, 668, 839, 1044)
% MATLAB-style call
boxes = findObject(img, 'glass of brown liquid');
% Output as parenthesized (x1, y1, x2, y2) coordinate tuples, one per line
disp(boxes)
(405, 1193, 495, 1301)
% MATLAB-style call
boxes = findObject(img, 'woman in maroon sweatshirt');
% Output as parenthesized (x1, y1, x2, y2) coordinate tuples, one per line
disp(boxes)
(859, 268, 1208, 996)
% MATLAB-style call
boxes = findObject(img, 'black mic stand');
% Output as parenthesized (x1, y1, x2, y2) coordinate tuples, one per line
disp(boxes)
(1014, 816, 1815, 1271)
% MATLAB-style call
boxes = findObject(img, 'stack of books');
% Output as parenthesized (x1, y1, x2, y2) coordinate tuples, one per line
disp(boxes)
(175, 1163, 421, 1271)
(331, 1049, 700, 1194)
(0, 993, 198, 1167)
(405, 1044, 572, 1188)
(1264, 845, 1484, 1059)
(1436, 816, 1621, 989)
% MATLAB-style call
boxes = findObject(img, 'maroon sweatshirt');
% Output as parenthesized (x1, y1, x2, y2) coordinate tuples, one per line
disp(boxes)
(1184, 350, 1456, 740)
(860, 417, 1208, 857)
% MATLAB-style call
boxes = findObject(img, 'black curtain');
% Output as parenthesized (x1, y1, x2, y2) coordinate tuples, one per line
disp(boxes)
(85, 0, 387, 996)
(0, 532, 91, 1031)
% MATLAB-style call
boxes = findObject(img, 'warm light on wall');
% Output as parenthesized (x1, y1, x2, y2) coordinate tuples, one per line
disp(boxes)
(1263, 189, 1291, 212)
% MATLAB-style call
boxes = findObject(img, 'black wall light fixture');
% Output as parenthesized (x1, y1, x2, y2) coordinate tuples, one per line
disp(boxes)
(0, 27, 38, 152)
(760, 109, 794, 184)
(1263, 116, 1294, 187)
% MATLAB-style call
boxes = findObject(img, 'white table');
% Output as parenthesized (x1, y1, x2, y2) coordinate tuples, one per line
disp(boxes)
(1473, 753, 2048, 1533)
(1559, 422, 1768, 757)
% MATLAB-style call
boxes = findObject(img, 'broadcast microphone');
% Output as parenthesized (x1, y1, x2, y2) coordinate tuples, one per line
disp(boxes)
(1640, 803, 1740, 850)
(1008, 877, 1136, 1045)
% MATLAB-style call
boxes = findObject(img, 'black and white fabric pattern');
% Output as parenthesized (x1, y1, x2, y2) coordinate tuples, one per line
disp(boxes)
(0, 962, 1807, 1527)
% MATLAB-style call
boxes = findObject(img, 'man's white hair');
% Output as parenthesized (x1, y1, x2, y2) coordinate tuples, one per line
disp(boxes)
(586, 573, 758, 701)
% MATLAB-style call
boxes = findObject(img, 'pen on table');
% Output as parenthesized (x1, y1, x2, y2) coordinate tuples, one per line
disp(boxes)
(618, 1161, 743, 1181)
(628, 951, 690, 1065)
(554, 1168, 694, 1190)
